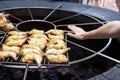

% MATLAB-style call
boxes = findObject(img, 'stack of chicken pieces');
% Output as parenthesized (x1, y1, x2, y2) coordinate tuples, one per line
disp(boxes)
(45, 29, 70, 63)
(20, 29, 48, 67)
(0, 29, 70, 67)
(0, 31, 27, 61)
(0, 13, 14, 31)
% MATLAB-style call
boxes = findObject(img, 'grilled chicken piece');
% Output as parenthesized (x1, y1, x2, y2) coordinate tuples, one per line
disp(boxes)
(2, 44, 20, 54)
(45, 54, 68, 63)
(46, 48, 70, 55)
(22, 44, 41, 51)
(45, 29, 64, 40)
(22, 53, 43, 67)
(45, 29, 64, 35)
(0, 13, 14, 31)
(20, 48, 42, 55)
(6, 38, 27, 46)
(47, 34, 64, 40)
(28, 37, 47, 50)
(0, 13, 9, 18)
(2, 23, 14, 31)
(28, 29, 44, 34)
(47, 39, 67, 49)
(30, 34, 48, 39)
(6, 35, 27, 41)
(8, 31, 28, 36)
(0, 15, 7, 27)
(0, 51, 17, 60)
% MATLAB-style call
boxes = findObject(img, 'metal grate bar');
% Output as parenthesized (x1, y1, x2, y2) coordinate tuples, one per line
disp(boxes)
(43, 4, 62, 21)
(56, 22, 107, 27)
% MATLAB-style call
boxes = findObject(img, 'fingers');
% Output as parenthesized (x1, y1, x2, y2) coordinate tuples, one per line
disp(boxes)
(67, 25, 77, 32)
(67, 25, 78, 39)
(67, 33, 77, 39)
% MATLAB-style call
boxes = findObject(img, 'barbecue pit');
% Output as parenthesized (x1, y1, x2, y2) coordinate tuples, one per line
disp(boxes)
(0, 1, 120, 80)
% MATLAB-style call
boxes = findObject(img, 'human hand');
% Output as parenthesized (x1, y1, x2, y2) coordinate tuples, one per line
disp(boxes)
(67, 25, 86, 40)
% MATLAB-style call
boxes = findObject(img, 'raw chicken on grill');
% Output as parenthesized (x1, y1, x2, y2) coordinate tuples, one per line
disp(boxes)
(45, 48, 70, 55)
(45, 29, 70, 63)
(2, 23, 14, 31)
(45, 29, 64, 35)
(6, 38, 27, 46)
(22, 44, 41, 51)
(6, 35, 27, 41)
(20, 44, 43, 67)
(47, 39, 67, 49)
(22, 53, 43, 67)
(30, 33, 48, 39)
(20, 29, 47, 67)
(45, 54, 68, 63)
(45, 29, 64, 40)
(8, 31, 28, 36)
(0, 12, 14, 31)
(6, 31, 28, 46)
(2, 44, 20, 54)
(20, 47, 42, 55)
(0, 31, 28, 60)
(28, 29, 44, 34)
(28, 37, 47, 50)
(0, 51, 17, 60)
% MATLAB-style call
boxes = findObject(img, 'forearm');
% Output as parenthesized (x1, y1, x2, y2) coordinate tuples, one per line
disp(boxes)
(83, 21, 120, 39)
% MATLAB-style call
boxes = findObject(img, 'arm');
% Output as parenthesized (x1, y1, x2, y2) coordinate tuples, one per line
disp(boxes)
(67, 21, 120, 40)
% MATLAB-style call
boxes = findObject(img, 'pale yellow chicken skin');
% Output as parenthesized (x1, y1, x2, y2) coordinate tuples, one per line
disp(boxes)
(22, 53, 43, 67)
(45, 29, 64, 40)
(0, 51, 17, 60)
(0, 13, 14, 31)
(45, 54, 68, 63)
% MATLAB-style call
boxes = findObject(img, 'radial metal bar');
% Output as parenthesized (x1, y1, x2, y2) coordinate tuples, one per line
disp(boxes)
(43, 4, 62, 21)
(9, 14, 23, 22)
(0, 32, 7, 44)
(23, 64, 29, 80)
(52, 13, 81, 23)
(67, 40, 120, 64)
(27, 8, 33, 20)
(98, 53, 120, 64)
(56, 22, 107, 27)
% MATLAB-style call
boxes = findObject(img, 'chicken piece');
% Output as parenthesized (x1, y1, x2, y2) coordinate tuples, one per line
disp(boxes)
(6, 38, 27, 46)
(0, 16, 7, 27)
(2, 23, 14, 31)
(45, 48, 70, 55)
(8, 31, 28, 36)
(22, 53, 43, 67)
(28, 37, 47, 50)
(0, 51, 17, 60)
(47, 39, 67, 49)
(0, 13, 9, 18)
(0, 13, 14, 31)
(47, 34, 64, 40)
(30, 34, 48, 40)
(6, 35, 27, 41)
(45, 29, 64, 35)
(45, 29, 64, 40)
(2, 44, 20, 54)
(22, 44, 41, 51)
(20, 48, 42, 55)
(28, 29, 44, 34)
(45, 54, 68, 63)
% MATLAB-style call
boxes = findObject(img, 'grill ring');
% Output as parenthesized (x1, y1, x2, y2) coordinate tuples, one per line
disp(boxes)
(15, 20, 56, 32)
